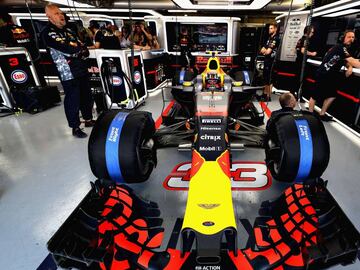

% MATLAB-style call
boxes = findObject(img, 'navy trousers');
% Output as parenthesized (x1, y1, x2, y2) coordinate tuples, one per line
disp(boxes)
(61, 75, 93, 128)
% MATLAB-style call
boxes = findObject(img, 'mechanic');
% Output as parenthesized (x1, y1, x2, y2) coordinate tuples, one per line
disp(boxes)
(0, 12, 46, 86)
(41, 4, 94, 138)
(179, 26, 192, 67)
(259, 23, 280, 102)
(0, 12, 37, 59)
(294, 25, 317, 98)
(266, 92, 296, 130)
(308, 30, 360, 121)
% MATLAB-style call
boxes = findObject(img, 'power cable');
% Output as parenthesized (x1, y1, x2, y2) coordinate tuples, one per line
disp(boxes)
(297, 0, 315, 106)
(128, 0, 135, 104)
(24, 0, 40, 63)
(25, 0, 51, 86)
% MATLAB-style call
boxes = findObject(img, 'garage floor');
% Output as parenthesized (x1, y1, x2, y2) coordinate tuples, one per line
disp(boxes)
(0, 89, 359, 270)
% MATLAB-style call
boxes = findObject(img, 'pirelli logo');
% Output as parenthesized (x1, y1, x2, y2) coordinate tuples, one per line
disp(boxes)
(201, 118, 222, 124)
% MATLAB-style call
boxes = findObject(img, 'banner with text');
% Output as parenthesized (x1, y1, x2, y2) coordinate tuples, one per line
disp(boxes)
(280, 14, 309, 62)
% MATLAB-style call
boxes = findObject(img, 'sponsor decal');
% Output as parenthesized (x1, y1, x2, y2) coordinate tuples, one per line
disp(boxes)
(298, 124, 310, 141)
(200, 126, 221, 131)
(88, 66, 100, 73)
(200, 134, 221, 142)
(11, 28, 26, 34)
(11, 70, 27, 84)
(16, 39, 30, 43)
(133, 71, 141, 84)
(195, 266, 221, 270)
(201, 95, 223, 101)
(202, 221, 215, 226)
(201, 118, 222, 124)
(108, 127, 119, 142)
(163, 161, 272, 190)
(112, 76, 123, 86)
(199, 146, 222, 152)
(198, 204, 220, 210)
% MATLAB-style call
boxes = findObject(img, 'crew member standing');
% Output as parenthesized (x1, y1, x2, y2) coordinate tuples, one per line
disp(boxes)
(259, 23, 280, 101)
(0, 12, 37, 59)
(308, 30, 360, 121)
(41, 4, 94, 138)
(294, 25, 317, 97)
(0, 12, 46, 85)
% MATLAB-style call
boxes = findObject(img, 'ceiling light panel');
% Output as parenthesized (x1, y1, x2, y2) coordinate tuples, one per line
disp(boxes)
(314, 0, 360, 17)
(323, 8, 360, 17)
(173, 0, 271, 10)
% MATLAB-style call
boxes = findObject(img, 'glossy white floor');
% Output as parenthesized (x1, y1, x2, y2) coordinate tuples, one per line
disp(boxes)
(0, 90, 359, 270)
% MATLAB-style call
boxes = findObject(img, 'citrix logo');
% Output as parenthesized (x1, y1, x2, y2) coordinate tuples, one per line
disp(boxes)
(200, 134, 221, 141)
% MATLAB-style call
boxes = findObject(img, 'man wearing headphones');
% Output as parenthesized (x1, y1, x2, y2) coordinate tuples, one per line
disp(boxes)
(308, 30, 360, 121)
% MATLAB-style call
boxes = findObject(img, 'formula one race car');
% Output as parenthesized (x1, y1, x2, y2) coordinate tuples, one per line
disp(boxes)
(164, 53, 264, 128)
(47, 56, 360, 270)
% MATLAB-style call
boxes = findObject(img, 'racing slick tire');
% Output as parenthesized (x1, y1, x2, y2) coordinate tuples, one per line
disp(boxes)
(265, 111, 330, 182)
(173, 70, 194, 86)
(88, 110, 156, 183)
(234, 70, 253, 86)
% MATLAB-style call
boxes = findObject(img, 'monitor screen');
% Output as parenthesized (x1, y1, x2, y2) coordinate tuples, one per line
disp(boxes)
(166, 22, 227, 52)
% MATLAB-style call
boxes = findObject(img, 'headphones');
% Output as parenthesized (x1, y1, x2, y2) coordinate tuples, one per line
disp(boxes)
(339, 30, 355, 43)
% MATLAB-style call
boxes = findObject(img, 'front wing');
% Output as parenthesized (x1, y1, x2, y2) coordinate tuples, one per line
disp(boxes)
(47, 179, 360, 270)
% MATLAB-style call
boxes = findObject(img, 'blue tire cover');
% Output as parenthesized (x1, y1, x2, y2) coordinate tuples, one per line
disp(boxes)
(88, 110, 156, 183)
(265, 111, 329, 182)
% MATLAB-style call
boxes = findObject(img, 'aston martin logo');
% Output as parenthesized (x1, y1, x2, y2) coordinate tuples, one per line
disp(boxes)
(198, 204, 220, 209)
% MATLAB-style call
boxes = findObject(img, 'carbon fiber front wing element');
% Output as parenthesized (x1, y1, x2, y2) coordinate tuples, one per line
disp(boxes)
(47, 179, 360, 269)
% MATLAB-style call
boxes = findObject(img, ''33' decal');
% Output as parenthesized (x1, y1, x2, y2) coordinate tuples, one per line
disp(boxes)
(163, 161, 272, 191)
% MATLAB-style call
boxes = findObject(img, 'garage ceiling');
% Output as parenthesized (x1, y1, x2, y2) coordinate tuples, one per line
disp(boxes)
(0, 0, 309, 12)
(0, 0, 313, 23)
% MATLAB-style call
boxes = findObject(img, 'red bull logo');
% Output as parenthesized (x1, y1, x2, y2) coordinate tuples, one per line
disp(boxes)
(112, 76, 122, 86)
(11, 27, 26, 34)
(11, 70, 28, 84)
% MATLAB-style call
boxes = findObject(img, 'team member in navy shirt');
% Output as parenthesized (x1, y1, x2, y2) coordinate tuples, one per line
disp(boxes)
(259, 23, 280, 101)
(42, 4, 94, 138)
(294, 25, 317, 97)
(308, 30, 360, 121)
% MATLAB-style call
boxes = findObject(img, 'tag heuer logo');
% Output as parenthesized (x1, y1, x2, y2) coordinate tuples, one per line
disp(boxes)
(198, 204, 220, 209)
